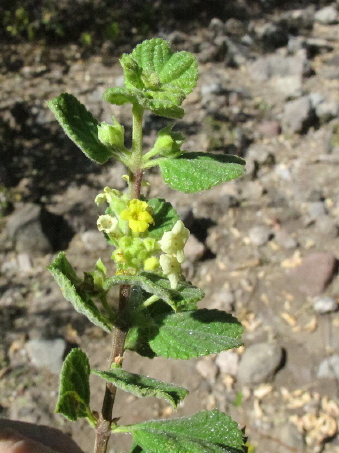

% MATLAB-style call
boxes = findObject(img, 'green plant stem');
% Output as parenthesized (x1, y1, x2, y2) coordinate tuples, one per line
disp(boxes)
(129, 104, 144, 200)
(94, 105, 145, 453)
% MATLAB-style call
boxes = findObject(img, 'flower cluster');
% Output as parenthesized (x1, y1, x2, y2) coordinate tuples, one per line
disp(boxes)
(95, 187, 190, 288)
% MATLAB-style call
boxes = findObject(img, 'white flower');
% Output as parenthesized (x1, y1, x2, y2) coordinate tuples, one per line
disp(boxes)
(97, 215, 119, 234)
(159, 254, 181, 289)
(158, 220, 189, 264)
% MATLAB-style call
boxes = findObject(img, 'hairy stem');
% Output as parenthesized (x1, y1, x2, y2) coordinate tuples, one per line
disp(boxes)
(94, 105, 145, 453)
(94, 285, 131, 453)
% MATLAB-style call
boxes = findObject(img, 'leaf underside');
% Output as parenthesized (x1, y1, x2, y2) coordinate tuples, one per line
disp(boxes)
(47, 93, 113, 163)
(55, 349, 91, 421)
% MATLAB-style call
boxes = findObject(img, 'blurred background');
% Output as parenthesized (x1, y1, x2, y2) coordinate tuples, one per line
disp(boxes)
(2, 1, 339, 452)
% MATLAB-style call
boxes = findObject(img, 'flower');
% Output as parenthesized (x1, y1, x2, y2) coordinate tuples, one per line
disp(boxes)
(158, 220, 189, 264)
(97, 215, 119, 234)
(120, 199, 154, 233)
(95, 187, 122, 206)
(159, 254, 181, 289)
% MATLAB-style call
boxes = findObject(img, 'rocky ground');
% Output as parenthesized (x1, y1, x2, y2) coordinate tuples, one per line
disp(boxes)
(2, 2, 339, 452)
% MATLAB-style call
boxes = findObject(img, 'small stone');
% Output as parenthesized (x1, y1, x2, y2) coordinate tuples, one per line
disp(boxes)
(315, 217, 338, 238)
(276, 423, 305, 453)
(26, 338, 66, 374)
(316, 100, 339, 123)
(313, 296, 338, 314)
(237, 343, 283, 385)
(209, 288, 235, 312)
(289, 252, 337, 296)
(17, 253, 33, 272)
(247, 54, 310, 82)
(6, 203, 73, 255)
(314, 6, 338, 25)
(184, 235, 206, 262)
(307, 201, 327, 220)
(81, 230, 108, 251)
(248, 225, 271, 246)
(272, 75, 302, 98)
(274, 229, 298, 249)
(216, 350, 239, 376)
(318, 355, 339, 379)
(282, 96, 316, 134)
(257, 121, 281, 137)
(196, 357, 218, 383)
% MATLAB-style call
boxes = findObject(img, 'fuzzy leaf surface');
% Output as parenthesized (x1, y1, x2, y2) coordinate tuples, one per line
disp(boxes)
(92, 368, 188, 408)
(127, 409, 245, 453)
(48, 252, 112, 332)
(149, 309, 243, 359)
(47, 93, 113, 163)
(147, 198, 180, 239)
(159, 152, 246, 193)
(55, 349, 91, 421)
(104, 38, 198, 119)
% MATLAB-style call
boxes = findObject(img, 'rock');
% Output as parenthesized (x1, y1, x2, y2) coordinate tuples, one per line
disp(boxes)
(276, 423, 305, 453)
(256, 22, 289, 51)
(247, 53, 311, 82)
(257, 121, 281, 137)
(6, 203, 73, 255)
(314, 6, 339, 25)
(26, 338, 66, 374)
(289, 252, 337, 296)
(208, 18, 225, 37)
(196, 357, 218, 383)
(313, 296, 338, 314)
(209, 287, 235, 312)
(315, 217, 338, 238)
(272, 74, 302, 98)
(281, 7, 315, 32)
(318, 355, 339, 379)
(316, 100, 339, 124)
(282, 96, 316, 134)
(184, 234, 206, 262)
(307, 201, 327, 220)
(274, 229, 298, 249)
(17, 253, 33, 272)
(200, 80, 224, 97)
(81, 230, 108, 251)
(225, 18, 246, 36)
(216, 350, 239, 376)
(248, 225, 271, 246)
(237, 343, 283, 385)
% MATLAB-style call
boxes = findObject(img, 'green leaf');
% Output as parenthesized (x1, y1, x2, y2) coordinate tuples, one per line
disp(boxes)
(149, 309, 243, 359)
(48, 252, 113, 333)
(104, 38, 198, 119)
(103, 87, 184, 120)
(159, 152, 246, 193)
(92, 368, 188, 408)
(56, 349, 91, 421)
(130, 38, 198, 96)
(47, 93, 113, 164)
(147, 198, 180, 239)
(104, 273, 203, 311)
(126, 410, 245, 453)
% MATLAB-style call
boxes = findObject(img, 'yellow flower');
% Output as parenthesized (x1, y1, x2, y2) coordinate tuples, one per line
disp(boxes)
(120, 199, 154, 233)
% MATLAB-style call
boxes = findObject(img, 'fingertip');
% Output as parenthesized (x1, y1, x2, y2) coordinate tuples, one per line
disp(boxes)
(0, 428, 56, 453)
